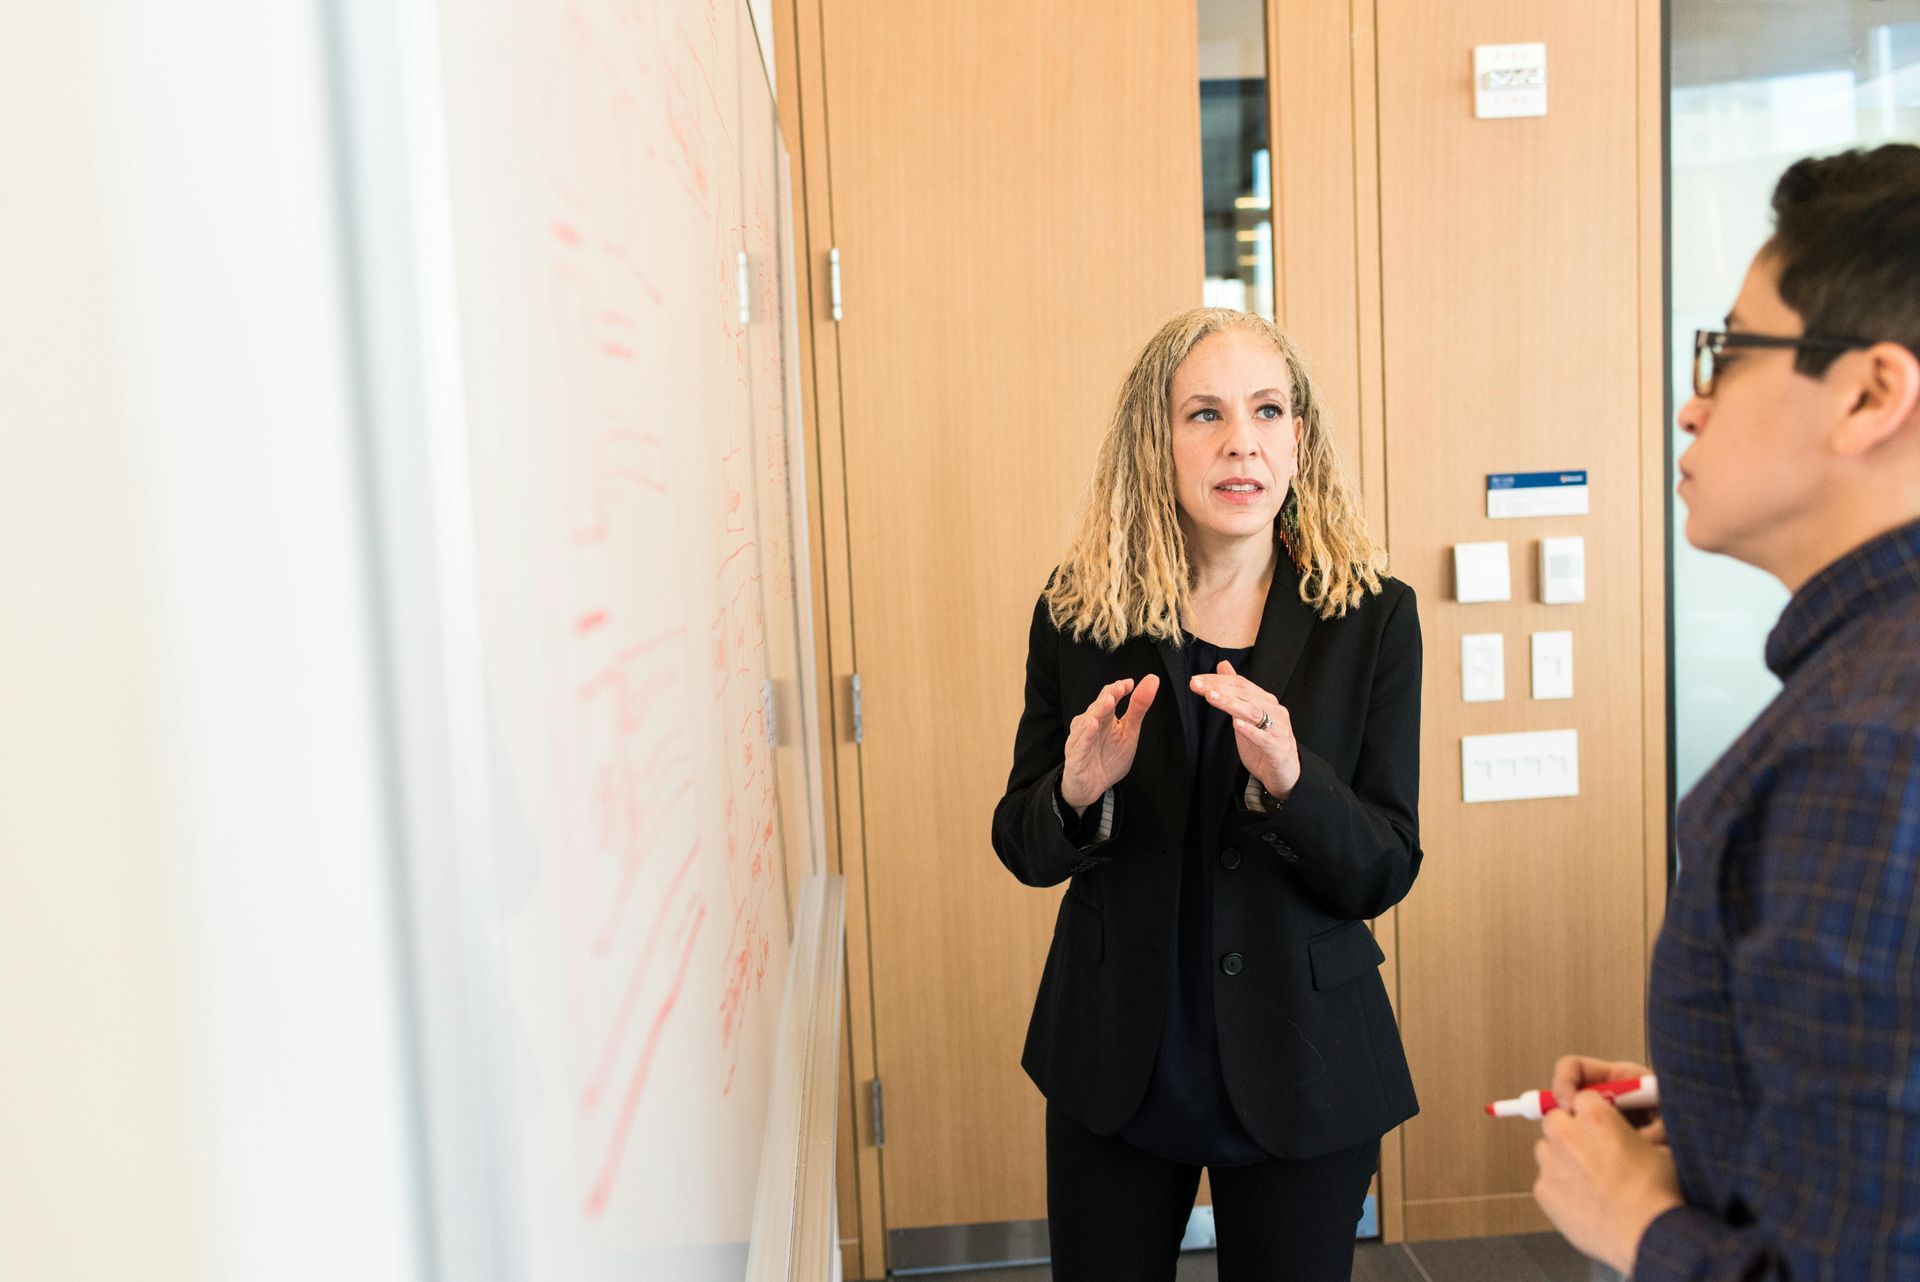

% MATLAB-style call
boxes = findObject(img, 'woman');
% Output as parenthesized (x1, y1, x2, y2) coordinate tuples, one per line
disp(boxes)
(991, 308, 1423, 1281)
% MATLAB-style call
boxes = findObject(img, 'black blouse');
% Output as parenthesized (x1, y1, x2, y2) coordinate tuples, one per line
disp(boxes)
(1118, 633, 1269, 1167)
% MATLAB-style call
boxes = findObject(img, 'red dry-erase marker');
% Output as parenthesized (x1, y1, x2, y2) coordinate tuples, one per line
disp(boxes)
(1485, 1075, 1658, 1120)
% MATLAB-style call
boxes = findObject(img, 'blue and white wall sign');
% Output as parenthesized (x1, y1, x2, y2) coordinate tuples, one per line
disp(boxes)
(1487, 470, 1589, 519)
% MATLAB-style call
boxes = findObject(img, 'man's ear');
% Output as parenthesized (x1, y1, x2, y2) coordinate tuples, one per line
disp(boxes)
(1833, 341, 1920, 458)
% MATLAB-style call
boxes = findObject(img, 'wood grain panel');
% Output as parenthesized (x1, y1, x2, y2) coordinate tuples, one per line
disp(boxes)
(1267, 0, 1404, 1237)
(1350, 0, 1390, 564)
(1374, 0, 1656, 1236)
(820, 0, 1204, 1234)
(1401, 1193, 1554, 1241)
(774, 0, 885, 1272)
(1637, 0, 1670, 963)
(1269, 0, 1364, 475)
(1348, 6, 1402, 1231)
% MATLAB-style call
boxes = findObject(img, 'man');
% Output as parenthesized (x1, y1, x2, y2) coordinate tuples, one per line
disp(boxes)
(1532, 144, 1920, 1278)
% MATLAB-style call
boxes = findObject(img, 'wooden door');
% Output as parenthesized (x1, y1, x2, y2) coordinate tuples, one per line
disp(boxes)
(820, 0, 1205, 1243)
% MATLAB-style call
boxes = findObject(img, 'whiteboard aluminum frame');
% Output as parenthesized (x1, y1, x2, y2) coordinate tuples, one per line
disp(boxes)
(744, 875, 846, 1282)
(776, 143, 833, 885)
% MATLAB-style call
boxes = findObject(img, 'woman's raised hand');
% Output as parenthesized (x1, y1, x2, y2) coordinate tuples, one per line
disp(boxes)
(1060, 675, 1161, 813)
(1193, 659, 1302, 801)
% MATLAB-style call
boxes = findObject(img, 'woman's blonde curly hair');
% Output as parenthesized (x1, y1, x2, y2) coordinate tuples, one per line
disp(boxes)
(1046, 308, 1386, 649)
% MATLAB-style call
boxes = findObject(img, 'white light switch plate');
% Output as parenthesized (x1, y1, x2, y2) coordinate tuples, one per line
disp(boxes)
(1539, 535, 1586, 604)
(1454, 541, 1512, 603)
(1474, 43, 1548, 119)
(1532, 631, 1574, 700)
(1461, 729, 1579, 803)
(1462, 633, 1505, 703)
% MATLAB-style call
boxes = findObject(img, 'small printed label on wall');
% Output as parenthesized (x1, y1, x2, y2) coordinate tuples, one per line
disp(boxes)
(1487, 470, 1589, 519)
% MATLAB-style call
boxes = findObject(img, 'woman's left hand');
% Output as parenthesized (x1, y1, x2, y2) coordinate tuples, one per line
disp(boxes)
(1192, 660, 1301, 801)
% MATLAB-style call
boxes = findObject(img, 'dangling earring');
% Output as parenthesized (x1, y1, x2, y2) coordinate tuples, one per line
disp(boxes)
(1278, 490, 1307, 575)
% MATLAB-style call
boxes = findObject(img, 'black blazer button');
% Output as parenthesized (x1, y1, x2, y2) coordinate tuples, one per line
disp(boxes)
(1221, 952, 1244, 976)
(1220, 847, 1242, 870)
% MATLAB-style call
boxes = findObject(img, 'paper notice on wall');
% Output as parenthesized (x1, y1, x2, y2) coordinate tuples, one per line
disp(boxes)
(1487, 470, 1588, 519)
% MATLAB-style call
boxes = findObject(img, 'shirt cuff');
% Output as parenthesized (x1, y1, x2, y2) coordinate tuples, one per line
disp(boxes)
(1632, 1203, 1741, 1282)
(1051, 777, 1115, 849)
(1243, 774, 1271, 814)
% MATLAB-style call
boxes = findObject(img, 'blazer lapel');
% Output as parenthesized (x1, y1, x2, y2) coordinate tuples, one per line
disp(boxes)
(1245, 567, 1317, 706)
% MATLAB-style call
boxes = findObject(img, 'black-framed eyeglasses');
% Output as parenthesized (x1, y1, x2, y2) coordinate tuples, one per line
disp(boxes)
(1692, 328, 1866, 398)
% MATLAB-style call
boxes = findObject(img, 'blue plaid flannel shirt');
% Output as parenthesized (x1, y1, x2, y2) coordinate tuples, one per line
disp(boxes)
(1639, 518, 1920, 1281)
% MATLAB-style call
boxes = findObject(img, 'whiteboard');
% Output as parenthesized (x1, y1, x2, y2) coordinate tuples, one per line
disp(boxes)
(343, 0, 829, 1276)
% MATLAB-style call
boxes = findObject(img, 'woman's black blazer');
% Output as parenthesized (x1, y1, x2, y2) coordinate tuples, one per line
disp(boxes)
(990, 569, 1423, 1160)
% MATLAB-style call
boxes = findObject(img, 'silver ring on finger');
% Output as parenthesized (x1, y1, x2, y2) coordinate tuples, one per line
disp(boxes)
(1255, 711, 1273, 732)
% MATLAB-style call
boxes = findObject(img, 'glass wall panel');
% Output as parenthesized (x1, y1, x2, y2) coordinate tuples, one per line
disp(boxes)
(1198, 0, 1273, 317)
(1669, 2, 1920, 798)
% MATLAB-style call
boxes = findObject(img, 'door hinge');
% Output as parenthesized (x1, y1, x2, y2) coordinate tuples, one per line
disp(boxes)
(762, 678, 778, 749)
(737, 250, 751, 326)
(870, 1078, 885, 1148)
(850, 672, 864, 744)
(828, 247, 843, 322)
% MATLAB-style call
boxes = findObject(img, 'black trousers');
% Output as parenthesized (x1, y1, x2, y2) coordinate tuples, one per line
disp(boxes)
(1045, 1102, 1379, 1282)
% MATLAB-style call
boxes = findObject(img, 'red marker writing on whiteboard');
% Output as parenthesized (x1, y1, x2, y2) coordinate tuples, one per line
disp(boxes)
(1485, 1075, 1658, 1120)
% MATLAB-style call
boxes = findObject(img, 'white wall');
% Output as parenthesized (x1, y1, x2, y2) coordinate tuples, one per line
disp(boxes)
(1, 3, 425, 1278)
(0, 8, 206, 1279)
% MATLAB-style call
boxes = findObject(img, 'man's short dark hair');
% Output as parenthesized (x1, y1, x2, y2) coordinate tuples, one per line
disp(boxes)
(1768, 143, 1920, 376)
